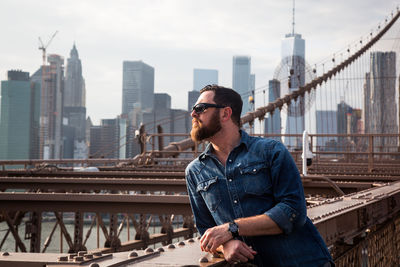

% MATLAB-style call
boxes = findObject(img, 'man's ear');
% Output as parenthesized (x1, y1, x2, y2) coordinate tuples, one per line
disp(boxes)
(221, 107, 232, 122)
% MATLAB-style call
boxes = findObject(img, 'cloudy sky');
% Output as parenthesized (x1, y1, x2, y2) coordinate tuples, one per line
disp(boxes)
(0, 0, 398, 124)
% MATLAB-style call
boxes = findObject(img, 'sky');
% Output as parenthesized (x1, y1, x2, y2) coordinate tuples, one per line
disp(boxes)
(0, 0, 399, 125)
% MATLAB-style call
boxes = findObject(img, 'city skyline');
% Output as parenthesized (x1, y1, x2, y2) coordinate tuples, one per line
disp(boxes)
(0, 0, 398, 124)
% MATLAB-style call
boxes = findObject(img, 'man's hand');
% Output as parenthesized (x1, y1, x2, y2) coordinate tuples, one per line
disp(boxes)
(200, 223, 232, 253)
(222, 239, 257, 264)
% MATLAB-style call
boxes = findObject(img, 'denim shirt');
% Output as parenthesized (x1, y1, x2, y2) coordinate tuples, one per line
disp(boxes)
(185, 130, 333, 267)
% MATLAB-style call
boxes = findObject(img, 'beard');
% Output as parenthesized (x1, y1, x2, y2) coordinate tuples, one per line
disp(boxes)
(190, 109, 222, 142)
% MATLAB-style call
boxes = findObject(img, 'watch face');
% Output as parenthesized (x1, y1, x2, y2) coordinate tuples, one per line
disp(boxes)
(229, 222, 239, 235)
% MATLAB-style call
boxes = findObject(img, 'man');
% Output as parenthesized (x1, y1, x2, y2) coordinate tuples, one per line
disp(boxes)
(185, 85, 333, 266)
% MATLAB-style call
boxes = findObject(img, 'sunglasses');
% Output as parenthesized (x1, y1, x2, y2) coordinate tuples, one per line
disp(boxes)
(192, 103, 226, 114)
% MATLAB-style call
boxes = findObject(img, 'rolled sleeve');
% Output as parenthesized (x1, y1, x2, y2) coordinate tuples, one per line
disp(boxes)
(266, 143, 307, 234)
(265, 203, 300, 235)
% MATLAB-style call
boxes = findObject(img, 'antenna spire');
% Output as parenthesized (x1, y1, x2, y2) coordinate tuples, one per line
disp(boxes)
(292, 0, 296, 35)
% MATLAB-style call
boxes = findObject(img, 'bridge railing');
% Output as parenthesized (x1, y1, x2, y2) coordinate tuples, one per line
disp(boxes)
(0, 133, 399, 173)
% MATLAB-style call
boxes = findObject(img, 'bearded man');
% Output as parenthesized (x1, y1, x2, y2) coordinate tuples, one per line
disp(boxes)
(185, 85, 334, 266)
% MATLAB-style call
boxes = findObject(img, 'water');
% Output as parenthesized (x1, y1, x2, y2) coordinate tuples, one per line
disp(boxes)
(0, 217, 191, 253)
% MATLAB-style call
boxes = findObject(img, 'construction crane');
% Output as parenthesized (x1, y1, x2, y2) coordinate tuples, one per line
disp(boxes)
(38, 31, 58, 65)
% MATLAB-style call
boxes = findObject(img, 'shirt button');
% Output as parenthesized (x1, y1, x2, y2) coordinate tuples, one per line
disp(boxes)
(229, 159, 232, 163)
(229, 179, 232, 182)
(253, 168, 257, 172)
(234, 200, 238, 204)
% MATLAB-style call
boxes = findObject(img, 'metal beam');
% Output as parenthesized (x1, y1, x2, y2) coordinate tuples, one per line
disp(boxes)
(0, 177, 188, 192)
(0, 192, 192, 215)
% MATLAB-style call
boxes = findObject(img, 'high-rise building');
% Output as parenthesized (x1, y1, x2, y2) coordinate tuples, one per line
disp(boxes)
(122, 61, 154, 115)
(232, 56, 251, 116)
(364, 51, 398, 151)
(316, 110, 337, 151)
(280, 30, 306, 149)
(193, 69, 218, 91)
(154, 93, 171, 111)
(264, 79, 281, 140)
(89, 119, 120, 159)
(188, 90, 200, 112)
(0, 70, 40, 160)
(64, 44, 85, 107)
(63, 44, 87, 159)
(31, 54, 65, 159)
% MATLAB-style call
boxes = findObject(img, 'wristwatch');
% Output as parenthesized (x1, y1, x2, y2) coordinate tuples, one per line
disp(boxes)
(228, 221, 240, 238)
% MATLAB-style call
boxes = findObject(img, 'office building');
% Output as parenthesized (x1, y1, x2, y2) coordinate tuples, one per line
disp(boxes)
(193, 69, 218, 91)
(0, 70, 40, 160)
(63, 44, 87, 158)
(188, 90, 200, 112)
(89, 119, 120, 159)
(122, 61, 154, 115)
(30, 54, 65, 159)
(264, 79, 281, 140)
(64, 44, 85, 107)
(154, 93, 171, 111)
(315, 110, 337, 151)
(232, 56, 251, 116)
(279, 29, 306, 149)
(364, 51, 398, 151)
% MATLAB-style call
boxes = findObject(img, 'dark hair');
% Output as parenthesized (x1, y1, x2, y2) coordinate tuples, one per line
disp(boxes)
(200, 84, 242, 127)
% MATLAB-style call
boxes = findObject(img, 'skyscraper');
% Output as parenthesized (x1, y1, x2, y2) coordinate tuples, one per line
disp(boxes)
(364, 51, 398, 151)
(264, 79, 281, 140)
(64, 44, 85, 107)
(193, 69, 218, 91)
(232, 56, 251, 116)
(187, 90, 200, 112)
(0, 70, 40, 160)
(122, 61, 154, 115)
(64, 44, 87, 158)
(316, 110, 337, 151)
(31, 54, 65, 159)
(280, 28, 306, 148)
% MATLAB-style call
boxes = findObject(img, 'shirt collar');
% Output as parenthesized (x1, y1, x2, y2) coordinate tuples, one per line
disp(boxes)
(198, 130, 250, 161)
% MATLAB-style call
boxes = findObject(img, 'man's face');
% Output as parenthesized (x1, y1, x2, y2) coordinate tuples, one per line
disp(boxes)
(190, 91, 222, 142)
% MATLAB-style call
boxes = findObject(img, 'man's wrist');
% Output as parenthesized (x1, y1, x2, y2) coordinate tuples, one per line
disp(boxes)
(228, 221, 240, 238)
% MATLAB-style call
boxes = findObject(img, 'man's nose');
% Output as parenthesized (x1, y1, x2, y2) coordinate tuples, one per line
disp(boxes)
(191, 109, 198, 118)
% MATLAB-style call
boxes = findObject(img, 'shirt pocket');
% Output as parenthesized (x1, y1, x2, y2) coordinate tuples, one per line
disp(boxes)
(239, 162, 272, 196)
(196, 177, 221, 212)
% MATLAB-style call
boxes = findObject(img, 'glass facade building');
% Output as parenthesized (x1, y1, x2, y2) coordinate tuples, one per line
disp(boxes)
(232, 56, 251, 116)
(193, 69, 218, 91)
(122, 61, 154, 115)
(0, 70, 40, 160)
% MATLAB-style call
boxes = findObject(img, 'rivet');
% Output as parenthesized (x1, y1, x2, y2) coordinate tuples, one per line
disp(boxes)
(168, 244, 176, 249)
(178, 241, 185, 246)
(2, 252, 9, 256)
(199, 256, 209, 263)
(188, 238, 195, 243)
(145, 247, 154, 253)
(90, 263, 100, 267)
(57, 256, 68, 262)
(93, 252, 102, 257)
(129, 251, 138, 258)
(78, 251, 87, 256)
(157, 247, 165, 252)
(74, 256, 84, 262)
